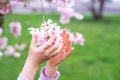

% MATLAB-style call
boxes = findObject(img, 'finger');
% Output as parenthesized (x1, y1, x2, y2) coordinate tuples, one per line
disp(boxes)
(45, 37, 60, 54)
(60, 44, 65, 54)
(30, 34, 38, 48)
(62, 29, 67, 40)
(63, 31, 70, 45)
(39, 35, 56, 51)
(49, 42, 63, 59)
(65, 31, 70, 42)
(66, 40, 71, 52)
(64, 34, 71, 51)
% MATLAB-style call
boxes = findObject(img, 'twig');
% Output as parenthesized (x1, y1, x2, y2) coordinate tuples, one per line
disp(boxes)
(40, 0, 45, 22)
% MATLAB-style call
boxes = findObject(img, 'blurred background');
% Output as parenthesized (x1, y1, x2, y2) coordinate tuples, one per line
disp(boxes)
(0, 0, 120, 80)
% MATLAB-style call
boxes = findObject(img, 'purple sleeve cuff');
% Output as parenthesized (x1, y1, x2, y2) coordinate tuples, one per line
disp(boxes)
(38, 67, 60, 80)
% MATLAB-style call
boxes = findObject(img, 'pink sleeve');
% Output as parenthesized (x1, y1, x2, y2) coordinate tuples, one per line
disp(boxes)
(17, 67, 60, 80)
(38, 67, 60, 80)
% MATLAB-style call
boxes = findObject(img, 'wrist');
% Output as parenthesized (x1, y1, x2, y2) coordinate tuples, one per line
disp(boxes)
(26, 58, 39, 69)
(21, 58, 39, 80)
(44, 63, 58, 78)
(26, 57, 39, 68)
(47, 62, 58, 68)
(46, 63, 58, 71)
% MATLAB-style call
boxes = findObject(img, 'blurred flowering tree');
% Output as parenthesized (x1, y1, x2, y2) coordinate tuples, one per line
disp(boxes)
(0, 0, 10, 28)
(0, 0, 28, 28)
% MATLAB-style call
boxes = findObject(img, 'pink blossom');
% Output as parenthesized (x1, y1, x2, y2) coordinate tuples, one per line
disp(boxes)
(13, 52, 21, 58)
(70, 32, 85, 46)
(15, 43, 26, 51)
(52, 0, 75, 7)
(58, 7, 74, 24)
(0, 37, 8, 50)
(75, 33, 85, 45)
(0, 28, 3, 35)
(0, 51, 3, 57)
(9, 21, 22, 37)
(4, 45, 15, 56)
(0, 4, 11, 15)
(58, 7, 84, 24)
(60, 15, 70, 24)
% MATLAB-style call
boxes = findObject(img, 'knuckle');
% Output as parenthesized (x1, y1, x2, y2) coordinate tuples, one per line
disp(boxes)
(53, 53, 57, 57)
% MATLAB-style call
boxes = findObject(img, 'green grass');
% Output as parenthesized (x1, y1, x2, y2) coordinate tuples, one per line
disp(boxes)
(0, 14, 120, 80)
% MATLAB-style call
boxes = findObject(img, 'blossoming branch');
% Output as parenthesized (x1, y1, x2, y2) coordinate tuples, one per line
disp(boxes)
(28, 19, 85, 46)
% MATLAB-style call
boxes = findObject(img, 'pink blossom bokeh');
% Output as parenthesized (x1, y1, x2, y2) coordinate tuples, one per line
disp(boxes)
(9, 21, 22, 37)
(70, 32, 85, 46)
(0, 37, 8, 50)
(4, 45, 15, 56)
(15, 43, 26, 51)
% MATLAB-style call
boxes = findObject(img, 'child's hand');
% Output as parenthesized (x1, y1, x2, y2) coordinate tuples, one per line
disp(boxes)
(47, 29, 74, 67)
(45, 29, 74, 78)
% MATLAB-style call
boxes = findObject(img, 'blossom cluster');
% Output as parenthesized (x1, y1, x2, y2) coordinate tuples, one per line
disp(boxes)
(0, 3, 11, 15)
(51, 0, 84, 24)
(0, 0, 29, 15)
(70, 32, 85, 46)
(29, 19, 62, 46)
(29, 19, 85, 46)
(58, 7, 84, 24)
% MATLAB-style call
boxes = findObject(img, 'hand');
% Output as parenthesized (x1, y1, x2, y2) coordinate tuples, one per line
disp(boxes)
(47, 29, 74, 66)
(21, 34, 62, 80)
(27, 34, 62, 68)
(44, 29, 74, 78)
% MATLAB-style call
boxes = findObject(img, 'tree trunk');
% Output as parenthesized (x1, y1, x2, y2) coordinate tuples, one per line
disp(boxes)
(0, 14, 4, 28)
(91, 0, 105, 20)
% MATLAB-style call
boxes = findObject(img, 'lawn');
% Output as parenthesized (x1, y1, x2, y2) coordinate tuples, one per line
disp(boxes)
(0, 14, 120, 80)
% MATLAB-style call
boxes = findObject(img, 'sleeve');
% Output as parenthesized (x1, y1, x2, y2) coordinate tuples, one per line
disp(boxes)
(38, 67, 60, 80)
(17, 73, 28, 80)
